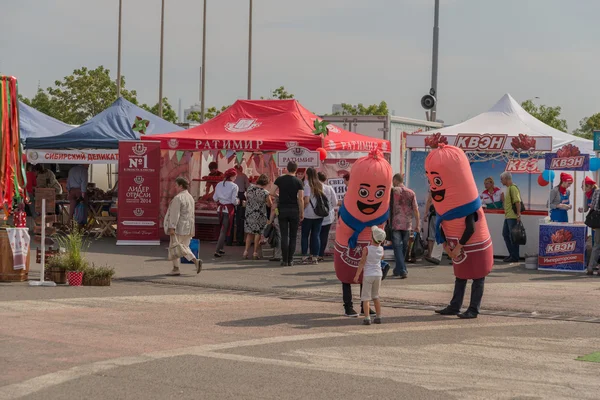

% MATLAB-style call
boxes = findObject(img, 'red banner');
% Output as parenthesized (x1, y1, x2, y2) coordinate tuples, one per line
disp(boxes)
(117, 141, 161, 245)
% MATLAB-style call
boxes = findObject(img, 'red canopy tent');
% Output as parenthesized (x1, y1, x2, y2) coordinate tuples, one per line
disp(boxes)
(144, 99, 390, 153)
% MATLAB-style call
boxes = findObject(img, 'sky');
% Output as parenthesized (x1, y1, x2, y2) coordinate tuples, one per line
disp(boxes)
(3, 0, 600, 130)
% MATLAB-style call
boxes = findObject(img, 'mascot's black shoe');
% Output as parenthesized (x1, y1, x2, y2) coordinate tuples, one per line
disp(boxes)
(344, 307, 358, 317)
(457, 310, 478, 319)
(435, 307, 460, 316)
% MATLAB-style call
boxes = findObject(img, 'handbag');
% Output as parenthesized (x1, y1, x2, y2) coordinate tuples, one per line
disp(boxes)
(168, 235, 188, 261)
(511, 220, 527, 246)
(412, 233, 425, 258)
(507, 185, 526, 214)
(585, 210, 600, 229)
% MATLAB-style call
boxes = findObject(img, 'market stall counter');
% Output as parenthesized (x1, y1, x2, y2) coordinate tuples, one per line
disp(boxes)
(484, 209, 547, 258)
(538, 222, 587, 272)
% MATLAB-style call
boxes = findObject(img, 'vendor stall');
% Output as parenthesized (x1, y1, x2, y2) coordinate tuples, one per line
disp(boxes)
(405, 94, 596, 267)
(143, 99, 391, 251)
(25, 97, 183, 236)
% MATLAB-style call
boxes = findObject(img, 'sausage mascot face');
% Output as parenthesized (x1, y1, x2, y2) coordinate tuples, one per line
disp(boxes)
(334, 149, 392, 284)
(425, 141, 493, 279)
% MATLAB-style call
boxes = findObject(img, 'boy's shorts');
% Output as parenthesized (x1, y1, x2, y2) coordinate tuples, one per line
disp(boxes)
(361, 276, 382, 301)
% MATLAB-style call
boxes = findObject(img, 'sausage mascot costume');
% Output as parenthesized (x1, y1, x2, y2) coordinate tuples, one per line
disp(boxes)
(425, 139, 493, 319)
(335, 149, 392, 316)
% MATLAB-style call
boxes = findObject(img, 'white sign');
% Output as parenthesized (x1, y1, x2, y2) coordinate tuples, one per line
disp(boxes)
(276, 147, 319, 168)
(27, 149, 119, 164)
(328, 178, 347, 202)
(405, 134, 553, 152)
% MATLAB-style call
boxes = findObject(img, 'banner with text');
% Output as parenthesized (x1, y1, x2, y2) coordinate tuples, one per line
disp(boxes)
(538, 223, 586, 272)
(117, 141, 161, 245)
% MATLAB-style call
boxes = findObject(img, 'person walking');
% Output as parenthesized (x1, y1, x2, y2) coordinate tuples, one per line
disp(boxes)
(271, 161, 304, 266)
(243, 174, 272, 260)
(586, 181, 600, 276)
(164, 177, 202, 276)
(500, 172, 522, 262)
(266, 195, 282, 262)
(234, 164, 251, 246)
(301, 167, 326, 264)
(66, 164, 88, 226)
(353, 226, 386, 325)
(390, 173, 420, 278)
(423, 190, 440, 264)
(213, 168, 239, 258)
(317, 172, 340, 261)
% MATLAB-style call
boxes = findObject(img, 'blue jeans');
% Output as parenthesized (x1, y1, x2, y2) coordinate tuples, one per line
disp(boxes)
(392, 230, 409, 276)
(301, 218, 323, 256)
(502, 218, 520, 260)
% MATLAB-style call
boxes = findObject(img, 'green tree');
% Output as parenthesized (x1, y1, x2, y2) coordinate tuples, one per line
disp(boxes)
(141, 97, 177, 123)
(573, 113, 600, 139)
(187, 105, 229, 123)
(329, 101, 389, 116)
(19, 88, 62, 120)
(47, 66, 138, 124)
(260, 86, 295, 100)
(521, 99, 568, 133)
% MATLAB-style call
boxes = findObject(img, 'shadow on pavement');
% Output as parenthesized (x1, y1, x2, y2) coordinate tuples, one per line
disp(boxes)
(218, 312, 447, 329)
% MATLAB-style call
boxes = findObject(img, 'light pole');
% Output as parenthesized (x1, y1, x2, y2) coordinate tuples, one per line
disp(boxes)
(200, 0, 207, 122)
(247, 0, 253, 100)
(430, 0, 440, 119)
(158, 0, 165, 117)
(116, 0, 123, 98)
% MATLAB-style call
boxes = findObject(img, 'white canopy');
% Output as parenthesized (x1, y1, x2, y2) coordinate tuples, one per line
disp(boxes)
(437, 93, 593, 154)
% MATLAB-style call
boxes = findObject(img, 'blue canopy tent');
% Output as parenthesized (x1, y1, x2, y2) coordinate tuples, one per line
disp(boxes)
(19, 101, 72, 141)
(25, 97, 182, 150)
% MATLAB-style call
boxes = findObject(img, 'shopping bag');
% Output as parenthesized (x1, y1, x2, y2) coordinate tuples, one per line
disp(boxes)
(412, 233, 425, 258)
(168, 236, 188, 260)
(511, 221, 527, 246)
(429, 242, 443, 263)
(74, 203, 87, 225)
(181, 238, 199, 264)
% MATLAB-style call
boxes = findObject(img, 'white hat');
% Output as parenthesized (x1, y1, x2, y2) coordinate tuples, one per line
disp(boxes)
(371, 226, 386, 243)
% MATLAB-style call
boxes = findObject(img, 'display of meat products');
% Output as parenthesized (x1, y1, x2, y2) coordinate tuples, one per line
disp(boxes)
(551, 229, 573, 244)
(424, 132, 448, 149)
(511, 134, 536, 152)
(556, 144, 581, 158)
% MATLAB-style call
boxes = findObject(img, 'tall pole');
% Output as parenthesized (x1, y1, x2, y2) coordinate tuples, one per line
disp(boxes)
(158, 0, 165, 117)
(116, 0, 123, 98)
(430, 0, 440, 119)
(247, 0, 253, 100)
(200, 0, 207, 123)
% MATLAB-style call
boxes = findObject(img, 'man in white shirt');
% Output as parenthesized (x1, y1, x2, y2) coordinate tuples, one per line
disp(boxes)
(213, 168, 239, 257)
(317, 172, 340, 261)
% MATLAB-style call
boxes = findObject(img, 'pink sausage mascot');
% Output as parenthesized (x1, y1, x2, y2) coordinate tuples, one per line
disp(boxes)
(334, 149, 392, 315)
(425, 138, 493, 319)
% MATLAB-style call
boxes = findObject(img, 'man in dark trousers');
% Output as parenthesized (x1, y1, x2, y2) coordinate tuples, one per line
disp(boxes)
(271, 162, 304, 266)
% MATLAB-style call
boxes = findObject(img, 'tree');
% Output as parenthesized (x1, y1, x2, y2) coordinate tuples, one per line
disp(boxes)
(46, 66, 138, 124)
(141, 97, 177, 123)
(260, 86, 294, 100)
(329, 101, 389, 116)
(187, 105, 229, 123)
(573, 113, 600, 139)
(19, 88, 62, 120)
(521, 100, 568, 133)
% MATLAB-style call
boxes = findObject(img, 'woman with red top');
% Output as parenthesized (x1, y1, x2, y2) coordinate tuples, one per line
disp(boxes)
(548, 173, 573, 222)
(479, 177, 503, 209)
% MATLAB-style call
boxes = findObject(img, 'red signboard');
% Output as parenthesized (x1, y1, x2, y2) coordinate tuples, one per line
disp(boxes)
(117, 141, 161, 245)
(504, 159, 541, 174)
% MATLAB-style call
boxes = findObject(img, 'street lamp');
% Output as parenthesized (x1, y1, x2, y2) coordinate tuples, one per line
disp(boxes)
(116, 0, 123, 98)
(247, 0, 253, 100)
(200, 0, 207, 123)
(158, 0, 165, 117)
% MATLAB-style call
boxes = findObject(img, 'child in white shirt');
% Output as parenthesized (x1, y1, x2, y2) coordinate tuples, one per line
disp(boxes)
(354, 226, 386, 325)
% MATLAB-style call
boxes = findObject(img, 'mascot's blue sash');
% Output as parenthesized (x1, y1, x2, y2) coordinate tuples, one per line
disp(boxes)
(339, 204, 389, 249)
(435, 197, 481, 245)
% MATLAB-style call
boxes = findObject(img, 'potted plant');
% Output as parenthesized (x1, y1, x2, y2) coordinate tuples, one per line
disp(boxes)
(54, 226, 89, 287)
(44, 254, 68, 284)
(83, 264, 115, 286)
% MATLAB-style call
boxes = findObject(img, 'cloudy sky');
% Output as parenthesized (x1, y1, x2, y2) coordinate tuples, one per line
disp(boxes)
(3, 0, 599, 130)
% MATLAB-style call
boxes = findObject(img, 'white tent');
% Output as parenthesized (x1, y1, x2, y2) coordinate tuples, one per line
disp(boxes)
(436, 93, 593, 154)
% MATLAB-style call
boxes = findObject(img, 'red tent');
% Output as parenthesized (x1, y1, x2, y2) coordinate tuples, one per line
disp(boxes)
(144, 99, 390, 153)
